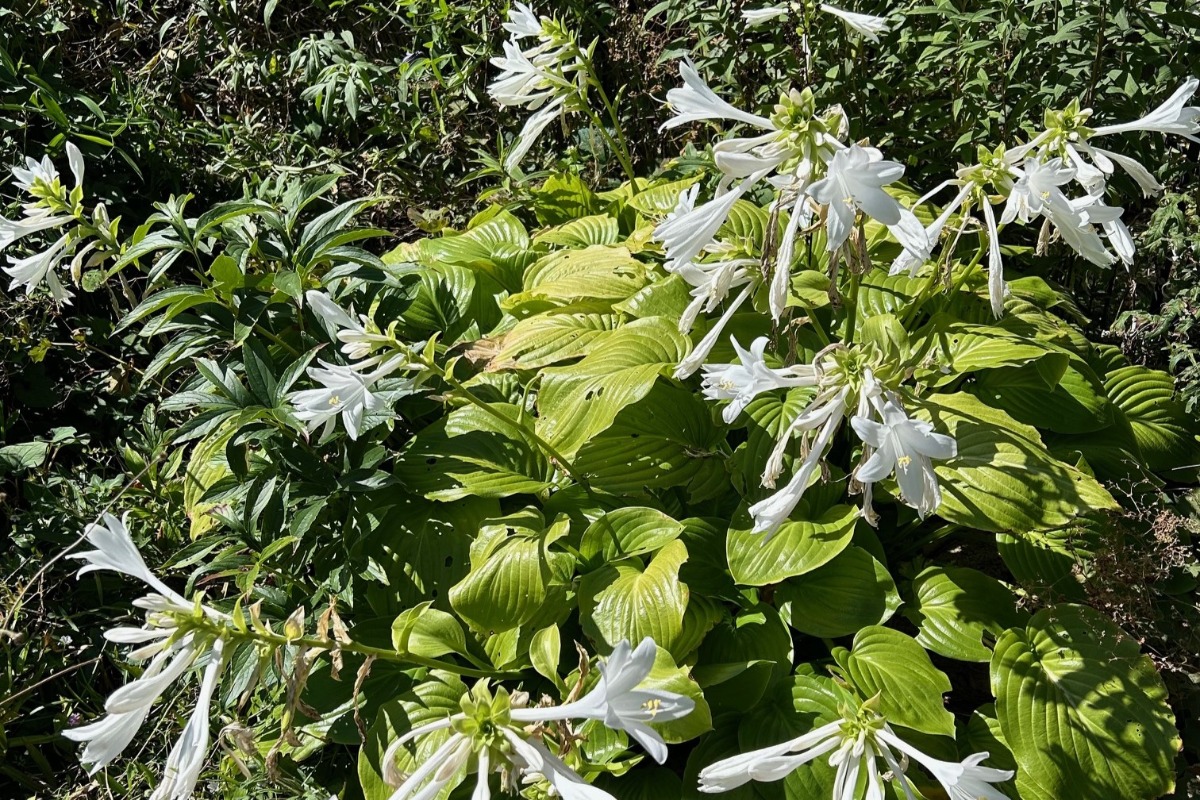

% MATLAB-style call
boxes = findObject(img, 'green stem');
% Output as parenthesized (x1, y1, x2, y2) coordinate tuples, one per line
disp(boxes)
(844, 268, 861, 343)
(240, 626, 519, 679)
(578, 53, 638, 190)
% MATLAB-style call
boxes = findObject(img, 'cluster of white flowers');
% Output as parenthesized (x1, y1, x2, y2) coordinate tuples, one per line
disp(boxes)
(1, 143, 113, 304)
(489, 2, 590, 171)
(699, 703, 1012, 800)
(743, 3, 899, 43)
(655, 62, 928, 373)
(702, 339, 956, 533)
(289, 290, 427, 440)
(895, 79, 1200, 315)
(383, 638, 693, 800)
(62, 513, 231, 800)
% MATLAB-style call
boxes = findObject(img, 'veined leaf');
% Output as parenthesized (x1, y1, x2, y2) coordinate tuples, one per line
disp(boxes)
(777, 546, 900, 638)
(905, 565, 1027, 662)
(493, 312, 619, 369)
(503, 245, 648, 314)
(920, 392, 1118, 533)
(727, 503, 858, 586)
(1105, 364, 1199, 472)
(580, 539, 690, 654)
(394, 403, 556, 500)
(838, 626, 955, 737)
(579, 507, 685, 568)
(536, 316, 690, 457)
(991, 605, 1180, 799)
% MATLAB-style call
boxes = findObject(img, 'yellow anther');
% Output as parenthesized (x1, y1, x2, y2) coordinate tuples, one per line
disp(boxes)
(642, 698, 663, 718)
(328, 395, 341, 407)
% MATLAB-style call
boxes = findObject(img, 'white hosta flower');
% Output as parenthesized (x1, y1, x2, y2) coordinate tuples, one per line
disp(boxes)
(742, 5, 792, 26)
(671, 284, 753, 379)
(851, 396, 957, 518)
(4, 232, 73, 303)
(701, 337, 818, 424)
(0, 210, 74, 252)
(1091, 77, 1200, 142)
(510, 638, 695, 764)
(305, 290, 394, 360)
(1071, 195, 1134, 266)
(488, 4, 586, 170)
(808, 144, 927, 256)
(749, 385, 848, 535)
(290, 359, 387, 441)
(62, 511, 230, 798)
(660, 58, 775, 132)
(820, 4, 897, 42)
(1002, 158, 1114, 267)
(698, 709, 1012, 800)
(384, 639, 691, 800)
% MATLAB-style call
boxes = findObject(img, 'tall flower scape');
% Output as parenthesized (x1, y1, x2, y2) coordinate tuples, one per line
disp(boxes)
(19, 1, 1196, 799)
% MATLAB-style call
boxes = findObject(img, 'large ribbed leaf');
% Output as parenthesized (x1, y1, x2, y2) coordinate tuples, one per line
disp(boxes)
(726, 503, 857, 586)
(395, 403, 556, 500)
(536, 317, 690, 457)
(579, 507, 685, 568)
(920, 392, 1117, 532)
(410, 207, 531, 291)
(493, 312, 619, 369)
(777, 546, 900, 638)
(503, 245, 648, 313)
(915, 321, 1065, 387)
(627, 176, 701, 216)
(837, 626, 954, 736)
(533, 214, 620, 247)
(969, 360, 1112, 434)
(905, 566, 1027, 662)
(448, 515, 573, 633)
(1104, 365, 1198, 472)
(574, 382, 725, 499)
(579, 539, 690, 653)
(991, 605, 1179, 800)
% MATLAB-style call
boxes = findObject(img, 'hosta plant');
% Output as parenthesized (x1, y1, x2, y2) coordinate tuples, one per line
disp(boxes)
(7, 4, 1195, 799)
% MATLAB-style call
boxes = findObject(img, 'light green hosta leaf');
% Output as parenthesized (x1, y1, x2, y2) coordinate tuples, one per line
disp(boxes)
(399, 264, 501, 342)
(1105, 364, 1199, 472)
(915, 320, 1065, 386)
(991, 605, 1180, 800)
(449, 514, 573, 632)
(837, 626, 954, 736)
(533, 214, 620, 247)
(536, 316, 690, 457)
(358, 673, 466, 800)
(529, 625, 562, 688)
(727, 504, 858, 586)
(579, 539, 690, 653)
(494, 312, 619, 369)
(920, 392, 1118, 533)
(614, 273, 692, 320)
(503, 245, 648, 314)
(579, 506, 685, 568)
(394, 403, 556, 500)
(995, 528, 1094, 602)
(411, 207, 531, 291)
(904, 566, 1027, 662)
(858, 272, 923, 317)
(391, 603, 469, 660)
(627, 176, 701, 216)
(531, 173, 600, 225)
(969, 360, 1112, 434)
(718, 199, 770, 244)
(776, 546, 900, 638)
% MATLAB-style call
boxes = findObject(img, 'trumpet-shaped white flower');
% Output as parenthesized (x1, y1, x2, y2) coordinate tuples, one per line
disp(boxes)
(851, 396, 957, 519)
(1091, 77, 1200, 141)
(808, 144, 927, 255)
(698, 708, 1012, 800)
(488, 4, 587, 170)
(1002, 158, 1114, 267)
(62, 511, 231, 799)
(702, 336, 819, 424)
(510, 638, 695, 764)
(306, 290, 395, 361)
(4, 233, 73, 303)
(290, 359, 387, 441)
(383, 638, 692, 800)
(742, 5, 792, 26)
(749, 386, 847, 535)
(820, 4, 897, 42)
